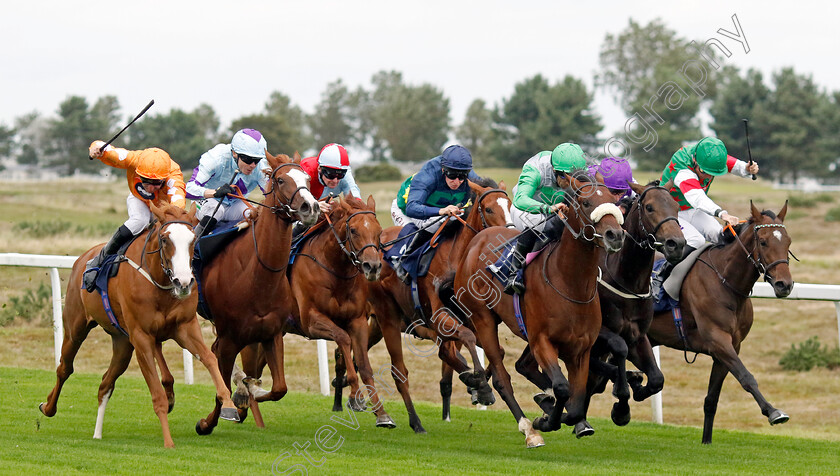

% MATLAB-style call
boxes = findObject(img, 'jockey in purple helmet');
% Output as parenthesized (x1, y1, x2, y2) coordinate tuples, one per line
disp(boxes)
(589, 157, 636, 203)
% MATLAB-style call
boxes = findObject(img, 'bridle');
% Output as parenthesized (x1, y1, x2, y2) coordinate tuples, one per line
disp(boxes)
(626, 186, 679, 250)
(135, 220, 195, 290)
(558, 181, 623, 243)
(474, 188, 514, 230)
(232, 162, 310, 220)
(325, 209, 380, 270)
(726, 221, 792, 284)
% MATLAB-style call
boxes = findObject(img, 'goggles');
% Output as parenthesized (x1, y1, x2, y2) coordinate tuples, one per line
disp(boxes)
(321, 167, 347, 180)
(442, 167, 468, 181)
(238, 154, 262, 165)
(140, 177, 165, 186)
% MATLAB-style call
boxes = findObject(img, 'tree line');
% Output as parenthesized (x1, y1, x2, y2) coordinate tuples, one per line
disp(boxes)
(1, 19, 838, 182)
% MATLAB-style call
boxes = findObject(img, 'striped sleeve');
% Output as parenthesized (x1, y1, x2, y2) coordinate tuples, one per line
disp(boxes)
(726, 155, 751, 178)
(674, 169, 721, 216)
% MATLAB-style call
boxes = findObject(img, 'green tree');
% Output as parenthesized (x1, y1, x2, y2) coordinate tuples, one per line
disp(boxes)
(491, 74, 602, 166)
(127, 104, 220, 172)
(44, 95, 121, 175)
(309, 79, 353, 149)
(13, 112, 44, 166)
(598, 19, 718, 170)
(352, 71, 450, 162)
(457, 99, 495, 166)
(709, 67, 770, 164)
(230, 91, 309, 156)
(0, 123, 14, 159)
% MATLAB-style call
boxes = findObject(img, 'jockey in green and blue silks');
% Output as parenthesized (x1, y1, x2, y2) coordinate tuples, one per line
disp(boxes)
(390, 145, 481, 231)
(491, 142, 585, 294)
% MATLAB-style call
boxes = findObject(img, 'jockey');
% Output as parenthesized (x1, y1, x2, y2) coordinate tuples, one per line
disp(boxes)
(300, 143, 362, 214)
(185, 129, 270, 236)
(83, 141, 187, 292)
(491, 142, 585, 295)
(391, 144, 480, 282)
(653, 136, 760, 290)
(588, 156, 637, 213)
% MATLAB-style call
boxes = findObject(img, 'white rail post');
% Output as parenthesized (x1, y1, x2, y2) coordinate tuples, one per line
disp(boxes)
(182, 349, 194, 385)
(651, 345, 663, 424)
(836, 302, 840, 351)
(476, 346, 487, 410)
(317, 339, 330, 396)
(48, 267, 63, 368)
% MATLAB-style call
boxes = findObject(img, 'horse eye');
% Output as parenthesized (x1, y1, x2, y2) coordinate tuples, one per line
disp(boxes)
(486, 208, 495, 214)
(645, 204, 654, 213)
(276, 178, 285, 185)
(760, 240, 767, 247)
(582, 200, 591, 208)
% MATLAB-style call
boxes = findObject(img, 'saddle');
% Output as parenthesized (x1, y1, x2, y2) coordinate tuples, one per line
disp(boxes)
(193, 223, 247, 321)
(653, 243, 713, 311)
(383, 224, 439, 281)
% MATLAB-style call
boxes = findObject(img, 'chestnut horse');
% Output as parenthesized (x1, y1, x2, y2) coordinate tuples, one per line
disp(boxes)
(647, 201, 794, 444)
(239, 195, 395, 427)
(39, 203, 239, 448)
(332, 179, 512, 433)
(195, 152, 320, 435)
(450, 172, 626, 448)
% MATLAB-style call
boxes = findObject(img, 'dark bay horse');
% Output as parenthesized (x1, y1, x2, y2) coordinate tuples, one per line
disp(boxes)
(195, 152, 320, 435)
(239, 195, 395, 427)
(333, 179, 512, 433)
(40, 203, 239, 448)
(575, 181, 685, 433)
(450, 172, 626, 448)
(647, 201, 793, 444)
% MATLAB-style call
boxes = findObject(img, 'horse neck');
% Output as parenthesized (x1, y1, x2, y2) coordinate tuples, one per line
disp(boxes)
(450, 200, 485, 258)
(550, 217, 598, 287)
(317, 216, 356, 276)
(252, 210, 293, 277)
(610, 206, 655, 289)
(712, 227, 760, 293)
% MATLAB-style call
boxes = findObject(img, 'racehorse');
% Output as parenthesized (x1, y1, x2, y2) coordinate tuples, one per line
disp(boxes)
(332, 179, 512, 433)
(239, 195, 396, 427)
(647, 201, 793, 444)
(571, 181, 685, 434)
(39, 203, 239, 448)
(194, 151, 320, 435)
(449, 171, 626, 448)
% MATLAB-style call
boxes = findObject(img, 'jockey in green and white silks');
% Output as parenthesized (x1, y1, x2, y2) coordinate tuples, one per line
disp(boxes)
(492, 143, 586, 294)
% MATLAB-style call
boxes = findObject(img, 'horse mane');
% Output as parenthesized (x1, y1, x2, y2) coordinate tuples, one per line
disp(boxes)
(470, 175, 499, 189)
(719, 209, 778, 244)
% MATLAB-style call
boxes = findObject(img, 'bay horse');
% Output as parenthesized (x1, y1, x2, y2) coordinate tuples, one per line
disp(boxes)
(194, 152, 320, 435)
(449, 171, 626, 448)
(239, 195, 396, 427)
(39, 203, 239, 448)
(332, 179, 512, 433)
(647, 201, 793, 444)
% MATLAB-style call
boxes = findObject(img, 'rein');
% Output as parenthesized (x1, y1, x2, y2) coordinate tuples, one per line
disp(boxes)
(133, 219, 195, 290)
(624, 186, 679, 250)
(540, 241, 600, 304)
(294, 206, 378, 279)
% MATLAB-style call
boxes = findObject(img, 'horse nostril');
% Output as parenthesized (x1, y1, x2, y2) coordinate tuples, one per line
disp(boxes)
(299, 202, 311, 214)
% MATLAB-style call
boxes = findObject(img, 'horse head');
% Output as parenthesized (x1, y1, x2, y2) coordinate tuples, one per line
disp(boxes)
(468, 178, 513, 229)
(748, 200, 794, 297)
(628, 181, 685, 262)
(332, 195, 382, 281)
(264, 151, 320, 226)
(149, 202, 198, 298)
(562, 170, 626, 253)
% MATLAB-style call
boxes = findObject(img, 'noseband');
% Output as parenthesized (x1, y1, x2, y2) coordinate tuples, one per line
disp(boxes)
(475, 188, 514, 229)
(326, 209, 379, 270)
(137, 220, 195, 290)
(263, 163, 310, 219)
(630, 186, 679, 250)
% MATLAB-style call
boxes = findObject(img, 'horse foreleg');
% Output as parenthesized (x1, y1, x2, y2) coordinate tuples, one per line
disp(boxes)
(93, 335, 133, 440)
(306, 312, 362, 411)
(261, 332, 289, 404)
(154, 342, 175, 413)
(196, 336, 239, 435)
(131, 331, 175, 448)
(40, 291, 95, 418)
(530, 336, 569, 433)
(593, 328, 631, 426)
(349, 316, 396, 428)
(707, 337, 788, 441)
(332, 346, 347, 411)
(560, 349, 593, 429)
(174, 319, 239, 423)
(626, 335, 664, 402)
(702, 359, 729, 444)
(440, 360, 454, 422)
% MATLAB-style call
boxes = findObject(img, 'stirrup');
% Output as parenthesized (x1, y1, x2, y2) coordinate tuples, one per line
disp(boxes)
(394, 264, 411, 284)
(503, 275, 525, 295)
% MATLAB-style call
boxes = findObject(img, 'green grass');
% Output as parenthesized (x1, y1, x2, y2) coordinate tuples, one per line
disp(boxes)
(2, 367, 835, 475)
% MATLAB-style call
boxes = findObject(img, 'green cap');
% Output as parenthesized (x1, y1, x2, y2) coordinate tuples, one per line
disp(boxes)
(693, 137, 728, 176)
(550, 143, 586, 172)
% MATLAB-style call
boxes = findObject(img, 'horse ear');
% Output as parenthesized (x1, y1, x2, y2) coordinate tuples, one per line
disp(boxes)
(186, 203, 199, 225)
(661, 178, 674, 191)
(594, 171, 605, 184)
(293, 151, 302, 164)
(149, 201, 165, 223)
(629, 181, 645, 195)
(366, 194, 376, 211)
(498, 180, 506, 191)
(265, 151, 280, 170)
(750, 200, 763, 222)
(778, 200, 788, 222)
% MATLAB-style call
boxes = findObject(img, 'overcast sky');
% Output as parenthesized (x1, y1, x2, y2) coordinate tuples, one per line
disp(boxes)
(3, 1, 837, 146)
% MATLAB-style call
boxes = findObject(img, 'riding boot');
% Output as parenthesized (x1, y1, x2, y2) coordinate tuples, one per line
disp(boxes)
(394, 229, 433, 284)
(291, 221, 308, 239)
(652, 244, 696, 299)
(83, 225, 134, 292)
(194, 216, 218, 239)
(500, 230, 538, 295)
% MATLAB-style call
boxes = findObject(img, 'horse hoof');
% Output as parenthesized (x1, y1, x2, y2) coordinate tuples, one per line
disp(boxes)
(332, 376, 348, 389)
(348, 398, 367, 412)
(533, 393, 556, 414)
(769, 409, 789, 425)
(611, 401, 631, 426)
(195, 419, 214, 436)
(332, 403, 344, 412)
(532, 416, 549, 433)
(412, 425, 427, 434)
(574, 421, 595, 439)
(243, 377, 270, 399)
(220, 407, 241, 422)
(376, 415, 397, 429)
(232, 390, 250, 410)
(38, 402, 50, 417)
(525, 433, 545, 448)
